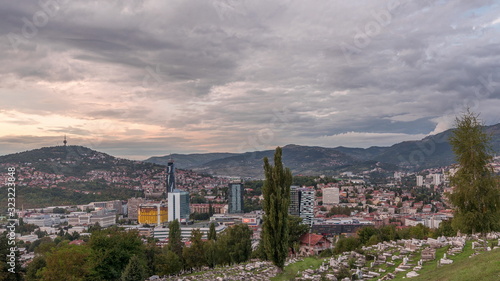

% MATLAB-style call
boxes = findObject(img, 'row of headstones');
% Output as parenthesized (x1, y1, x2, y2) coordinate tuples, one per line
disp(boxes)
(160, 234, 500, 281)
(318, 234, 499, 280)
(159, 261, 279, 281)
(289, 234, 493, 281)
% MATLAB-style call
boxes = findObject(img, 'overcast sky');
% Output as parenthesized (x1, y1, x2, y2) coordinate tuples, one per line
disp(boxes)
(1, 0, 499, 160)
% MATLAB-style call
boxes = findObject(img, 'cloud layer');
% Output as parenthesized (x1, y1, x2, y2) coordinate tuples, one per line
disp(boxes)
(1, 0, 499, 159)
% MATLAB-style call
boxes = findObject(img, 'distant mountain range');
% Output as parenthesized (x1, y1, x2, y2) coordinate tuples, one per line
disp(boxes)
(145, 123, 500, 178)
(1, 124, 498, 179)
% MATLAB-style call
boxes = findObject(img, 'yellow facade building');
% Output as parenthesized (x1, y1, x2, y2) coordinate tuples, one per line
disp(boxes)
(138, 204, 168, 225)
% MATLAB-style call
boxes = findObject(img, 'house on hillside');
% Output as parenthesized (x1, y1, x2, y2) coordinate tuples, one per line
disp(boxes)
(299, 233, 331, 256)
(69, 240, 85, 246)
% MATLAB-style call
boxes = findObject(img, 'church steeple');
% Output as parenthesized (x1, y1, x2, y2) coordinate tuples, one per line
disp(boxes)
(63, 135, 67, 146)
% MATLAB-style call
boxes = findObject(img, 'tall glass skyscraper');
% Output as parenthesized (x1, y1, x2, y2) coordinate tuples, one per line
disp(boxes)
(289, 185, 301, 216)
(168, 189, 190, 222)
(166, 161, 175, 196)
(228, 180, 244, 213)
(299, 188, 315, 226)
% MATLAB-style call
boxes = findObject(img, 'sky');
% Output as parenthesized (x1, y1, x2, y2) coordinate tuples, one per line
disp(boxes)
(1, 0, 500, 160)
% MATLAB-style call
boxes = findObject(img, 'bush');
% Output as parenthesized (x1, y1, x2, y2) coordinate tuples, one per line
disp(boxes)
(319, 248, 333, 257)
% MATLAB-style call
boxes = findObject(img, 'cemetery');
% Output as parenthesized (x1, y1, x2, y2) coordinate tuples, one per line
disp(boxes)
(158, 233, 500, 281)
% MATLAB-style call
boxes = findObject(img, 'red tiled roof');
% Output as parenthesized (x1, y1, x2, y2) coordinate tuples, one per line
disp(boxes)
(299, 233, 324, 246)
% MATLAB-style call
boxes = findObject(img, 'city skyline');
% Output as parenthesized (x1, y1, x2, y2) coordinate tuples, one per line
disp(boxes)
(1, 1, 500, 160)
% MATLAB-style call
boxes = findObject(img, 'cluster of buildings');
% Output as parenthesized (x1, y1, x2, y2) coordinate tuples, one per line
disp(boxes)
(9, 161, 248, 237)
(416, 173, 445, 187)
(67, 209, 116, 228)
(7, 156, 489, 263)
(130, 162, 246, 226)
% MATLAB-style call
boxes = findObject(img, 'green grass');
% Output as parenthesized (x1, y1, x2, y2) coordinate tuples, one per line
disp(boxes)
(392, 243, 500, 281)
(395, 244, 453, 279)
(370, 241, 473, 281)
(271, 257, 327, 281)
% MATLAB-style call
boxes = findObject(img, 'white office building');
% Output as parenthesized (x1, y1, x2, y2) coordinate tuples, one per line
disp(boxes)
(153, 222, 227, 240)
(431, 174, 442, 186)
(416, 175, 424, 187)
(168, 189, 190, 222)
(322, 187, 340, 205)
(299, 188, 315, 226)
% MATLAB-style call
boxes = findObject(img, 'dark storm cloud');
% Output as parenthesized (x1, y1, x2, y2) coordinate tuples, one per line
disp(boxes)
(0, 0, 499, 158)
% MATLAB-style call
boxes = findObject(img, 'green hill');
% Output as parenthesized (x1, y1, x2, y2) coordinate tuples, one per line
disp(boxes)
(0, 145, 163, 177)
(0, 145, 163, 208)
(393, 247, 500, 281)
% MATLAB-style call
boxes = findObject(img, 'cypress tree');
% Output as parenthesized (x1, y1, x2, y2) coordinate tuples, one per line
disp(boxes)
(208, 222, 217, 241)
(448, 109, 500, 235)
(261, 147, 292, 271)
(168, 219, 183, 257)
(208, 202, 214, 216)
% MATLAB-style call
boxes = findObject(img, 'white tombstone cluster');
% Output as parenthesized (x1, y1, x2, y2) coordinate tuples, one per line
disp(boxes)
(439, 253, 453, 265)
(159, 260, 279, 281)
(421, 247, 436, 262)
(426, 237, 444, 249)
(446, 236, 466, 256)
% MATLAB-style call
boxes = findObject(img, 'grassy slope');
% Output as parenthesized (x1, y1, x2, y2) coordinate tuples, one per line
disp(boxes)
(271, 257, 327, 281)
(271, 241, 500, 281)
(393, 245, 500, 281)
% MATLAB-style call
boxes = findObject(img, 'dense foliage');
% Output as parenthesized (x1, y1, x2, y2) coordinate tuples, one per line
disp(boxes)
(0, 185, 140, 210)
(24, 224, 253, 280)
(333, 224, 439, 255)
(0, 233, 23, 281)
(262, 147, 292, 271)
(448, 110, 500, 235)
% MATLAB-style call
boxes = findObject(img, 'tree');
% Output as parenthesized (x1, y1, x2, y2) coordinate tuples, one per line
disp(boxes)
(448, 110, 500, 235)
(379, 225, 397, 241)
(208, 202, 214, 216)
(357, 227, 377, 245)
(288, 215, 309, 256)
(0, 233, 23, 281)
(261, 147, 292, 271)
(183, 229, 205, 271)
(52, 207, 66, 214)
(217, 223, 253, 265)
(168, 220, 183, 257)
(33, 237, 55, 255)
(156, 250, 182, 276)
(204, 240, 218, 268)
(120, 255, 148, 281)
(87, 229, 145, 281)
(39, 244, 91, 281)
(26, 256, 46, 281)
(367, 234, 380, 245)
(144, 241, 161, 276)
(434, 219, 456, 237)
(208, 222, 217, 241)
(88, 222, 102, 233)
(334, 236, 361, 254)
